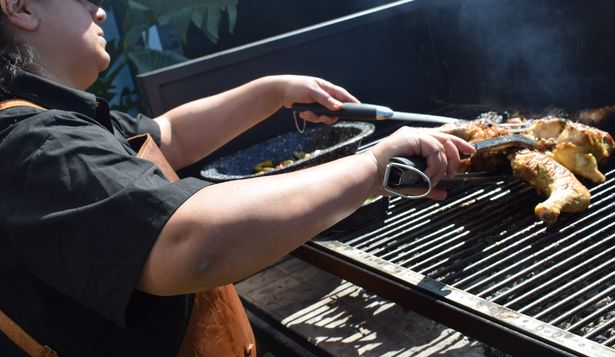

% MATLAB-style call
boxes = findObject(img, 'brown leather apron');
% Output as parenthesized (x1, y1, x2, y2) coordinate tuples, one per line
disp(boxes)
(0, 100, 256, 357)
(129, 134, 256, 357)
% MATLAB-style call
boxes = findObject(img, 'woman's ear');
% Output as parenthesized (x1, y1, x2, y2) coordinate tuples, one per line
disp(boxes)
(0, 0, 39, 31)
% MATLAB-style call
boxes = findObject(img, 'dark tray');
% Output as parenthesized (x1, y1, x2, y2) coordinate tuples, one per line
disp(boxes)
(200, 121, 375, 182)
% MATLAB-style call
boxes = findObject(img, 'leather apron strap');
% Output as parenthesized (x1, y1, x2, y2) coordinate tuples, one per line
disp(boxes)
(0, 99, 46, 111)
(129, 133, 257, 357)
(129, 134, 257, 356)
(0, 310, 58, 357)
(0, 100, 58, 357)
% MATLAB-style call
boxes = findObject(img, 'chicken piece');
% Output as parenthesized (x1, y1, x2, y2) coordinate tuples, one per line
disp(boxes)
(438, 119, 510, 142)
(527, 118, 615, 183)
(511, 149, 590, 224)
(527, 117, 567, 140)
(552, 121, 614, 183)
(437, 119, 511, 172)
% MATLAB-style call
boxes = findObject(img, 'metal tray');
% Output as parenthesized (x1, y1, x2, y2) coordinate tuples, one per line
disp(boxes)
(200, 121, 375, 182)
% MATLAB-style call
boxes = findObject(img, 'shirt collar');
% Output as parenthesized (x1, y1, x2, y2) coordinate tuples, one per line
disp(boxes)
(9, 71, 114, 131)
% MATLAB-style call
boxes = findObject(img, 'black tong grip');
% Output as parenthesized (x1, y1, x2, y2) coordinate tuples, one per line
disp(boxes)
(292, 103, 380, 119)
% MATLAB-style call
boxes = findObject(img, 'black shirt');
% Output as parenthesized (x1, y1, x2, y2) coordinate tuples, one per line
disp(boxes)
(0, 72, 209, 356)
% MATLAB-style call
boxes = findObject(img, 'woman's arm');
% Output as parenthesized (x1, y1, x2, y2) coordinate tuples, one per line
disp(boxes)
(136, 127, 475, 296)
(153, 75, 358, 170)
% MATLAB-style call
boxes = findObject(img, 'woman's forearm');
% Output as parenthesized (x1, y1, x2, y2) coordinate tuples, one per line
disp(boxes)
(137, 152, 379, 296)
(153, 76, 284, 169)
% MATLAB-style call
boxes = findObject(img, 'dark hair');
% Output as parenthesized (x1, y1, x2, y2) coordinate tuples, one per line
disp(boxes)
(0, 16, 34, 97)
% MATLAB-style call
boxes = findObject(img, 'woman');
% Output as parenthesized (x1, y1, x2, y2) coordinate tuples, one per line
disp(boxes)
(0, 0, 475, 355)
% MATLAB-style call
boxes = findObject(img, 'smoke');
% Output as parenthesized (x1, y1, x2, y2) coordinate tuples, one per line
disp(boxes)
(447, 0, 615, 109)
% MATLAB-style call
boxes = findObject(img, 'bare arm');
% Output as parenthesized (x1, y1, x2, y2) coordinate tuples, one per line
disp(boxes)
(136, 127, 475, 296)
(153, 75, 358, 170)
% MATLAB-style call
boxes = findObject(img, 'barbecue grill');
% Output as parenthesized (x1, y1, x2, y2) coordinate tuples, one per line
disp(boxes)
(137, 0, 615, 355)
(294, 120, 615, 356)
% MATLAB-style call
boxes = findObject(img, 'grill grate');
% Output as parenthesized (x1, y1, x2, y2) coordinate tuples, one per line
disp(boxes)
(314, 119, 615, 353)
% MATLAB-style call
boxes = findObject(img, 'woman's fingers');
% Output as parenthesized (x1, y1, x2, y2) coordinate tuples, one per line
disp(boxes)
(314, 79, 360, 108)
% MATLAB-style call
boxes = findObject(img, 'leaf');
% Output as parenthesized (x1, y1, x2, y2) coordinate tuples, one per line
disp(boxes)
(127, 49, 188, 74)
(226, 2, 238, 34)
(92, 0, 240, 109)
(172, 8, 195, 45)
(205, 5, 223, 43)
(124, 1, 155, 26)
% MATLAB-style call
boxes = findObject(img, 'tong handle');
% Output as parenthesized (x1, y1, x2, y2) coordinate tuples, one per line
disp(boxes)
(385, 157, 429, 188)
(383, 156, 432, 199)
(385, 157, 466, 191)
(292, 103, 389, 120)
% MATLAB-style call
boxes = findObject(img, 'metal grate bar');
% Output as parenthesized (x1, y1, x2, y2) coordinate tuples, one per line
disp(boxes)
(532, 270, 615, 319)
(603, 333, 615, 347)
(472, 208, 615, 298)
(410, 215, 531, 275)
(562, 299, 615, 331)
(442, 222, 543, 285)
(382, 184, 536, 269)
(497, 235, 615, 308)
(583, 317, 615, 339)
(513, 250, 615, 312)
(400, 189, 537, 272)
(351, 190, 487, 252)
(445, 224, 545, 287)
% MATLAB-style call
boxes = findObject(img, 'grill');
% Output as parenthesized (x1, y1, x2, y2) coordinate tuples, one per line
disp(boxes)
(294, 114, 615, 356)
(136, 0, 615, 355)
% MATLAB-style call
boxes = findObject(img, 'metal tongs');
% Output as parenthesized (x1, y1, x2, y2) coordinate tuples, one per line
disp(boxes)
(384, 135, 537, 199)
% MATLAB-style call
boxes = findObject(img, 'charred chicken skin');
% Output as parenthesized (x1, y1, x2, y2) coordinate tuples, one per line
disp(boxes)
(511, 150, 590, 225)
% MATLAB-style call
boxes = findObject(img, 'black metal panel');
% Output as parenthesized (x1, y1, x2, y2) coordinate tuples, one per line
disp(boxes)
(137, 0, 438, 174)
(137, 0, 615, 175)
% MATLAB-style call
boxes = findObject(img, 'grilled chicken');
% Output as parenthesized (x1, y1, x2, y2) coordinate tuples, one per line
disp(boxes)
(438, 119, 513, 172)
(527, 116, 567, 140)
(528, 118, 615, 183)
(433, 115, 612, 223)
(438, 119, 510, 142)
(511, 149, 590, 224)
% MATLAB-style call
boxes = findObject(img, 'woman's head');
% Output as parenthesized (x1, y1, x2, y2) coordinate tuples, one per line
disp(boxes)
(0, 0, 110, 92)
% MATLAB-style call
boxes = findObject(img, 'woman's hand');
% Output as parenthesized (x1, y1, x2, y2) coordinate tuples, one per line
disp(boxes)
(273, 75, 359, 125)
(367, 127, 476, 200)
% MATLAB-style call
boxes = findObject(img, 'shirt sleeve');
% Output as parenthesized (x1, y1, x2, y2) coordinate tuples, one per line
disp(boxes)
(5, 111, 209, 328)
(110, 110, 162, 145)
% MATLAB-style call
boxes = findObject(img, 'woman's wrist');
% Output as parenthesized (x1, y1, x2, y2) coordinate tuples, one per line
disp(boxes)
(253, 75, 290, 110)
(359, 150, 385, 196)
